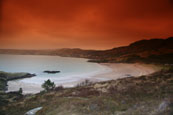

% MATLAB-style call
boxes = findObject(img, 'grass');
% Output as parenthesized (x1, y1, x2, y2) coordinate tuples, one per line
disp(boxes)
(1, 67, 173, 115)
(0, 71, 34, 115)
(0, 79, 7, 91)
(76, 79, 93, 87)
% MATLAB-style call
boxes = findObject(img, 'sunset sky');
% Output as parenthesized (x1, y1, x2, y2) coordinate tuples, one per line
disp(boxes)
(0, 0, 173, 50)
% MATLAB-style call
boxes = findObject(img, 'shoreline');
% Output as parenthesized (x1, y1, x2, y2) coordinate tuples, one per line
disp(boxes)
(58, 63, 161, 88)
(6, 63, 111, 94)
(6, 63, 161, 94)
(91, 63, 161, 81)
(3, 64, 173, 115)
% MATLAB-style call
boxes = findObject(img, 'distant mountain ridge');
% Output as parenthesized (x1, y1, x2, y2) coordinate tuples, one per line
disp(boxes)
(89, 37, 173, 63)
(0, 37, 173, 64)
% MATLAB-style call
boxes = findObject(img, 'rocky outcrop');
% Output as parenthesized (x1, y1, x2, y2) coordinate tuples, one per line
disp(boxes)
(6, 73, 36, 80)
(25, 107, 43, 115)
(0, 72, 36, 92)
(43, 71, 60, 74)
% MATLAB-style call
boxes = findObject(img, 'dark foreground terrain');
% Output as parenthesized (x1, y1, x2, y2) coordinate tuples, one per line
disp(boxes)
(1, 67, 173, 115)
(0, 71, 36, 115)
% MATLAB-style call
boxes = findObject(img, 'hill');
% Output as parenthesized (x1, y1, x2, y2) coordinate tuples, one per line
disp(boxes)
(88, 37, 173, 63)
(0, 37, 173, 64)
(2, 68, 173, 115)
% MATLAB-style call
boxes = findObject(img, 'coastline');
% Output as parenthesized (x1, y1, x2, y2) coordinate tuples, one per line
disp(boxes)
(60, 63, 161, 88)
(92, 63, 161, 81)
(3, 64, 173, 115)
(6, 62, 161, 94)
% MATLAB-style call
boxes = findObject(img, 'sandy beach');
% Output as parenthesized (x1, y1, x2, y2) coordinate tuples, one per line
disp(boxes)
(7, 63, 161, 94)
(92, 63, 161, 81)
(63, 63, 161, 87)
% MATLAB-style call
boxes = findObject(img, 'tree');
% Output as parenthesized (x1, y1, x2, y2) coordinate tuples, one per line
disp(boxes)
(18, 88, 23, 94)
(42, 79, 55, 91)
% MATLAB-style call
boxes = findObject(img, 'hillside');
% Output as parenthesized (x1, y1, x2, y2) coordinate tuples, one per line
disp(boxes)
(0, 37, 173, 64)
(1, 68, 173, 115)
(88, 37, 173, 63)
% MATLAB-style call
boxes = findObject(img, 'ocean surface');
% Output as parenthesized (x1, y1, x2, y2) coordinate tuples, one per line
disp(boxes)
(0, 54, 111, 93)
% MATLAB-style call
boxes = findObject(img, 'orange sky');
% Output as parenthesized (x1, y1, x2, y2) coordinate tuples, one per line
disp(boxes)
(0, 0, 173, 50)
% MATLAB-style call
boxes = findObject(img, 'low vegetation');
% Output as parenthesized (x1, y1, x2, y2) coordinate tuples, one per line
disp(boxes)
(76, 79, 93, 87)
(0, 71, 35, 92)
(1, 67, 172, 115)
(42, 79, 56, 91)
(0, 71, 35, 115)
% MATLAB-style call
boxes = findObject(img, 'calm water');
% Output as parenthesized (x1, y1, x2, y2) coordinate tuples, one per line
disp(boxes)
(0, 54, 110, 93)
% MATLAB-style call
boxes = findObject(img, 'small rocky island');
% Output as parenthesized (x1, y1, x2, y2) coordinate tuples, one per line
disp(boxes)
(43, 70, 60, 74)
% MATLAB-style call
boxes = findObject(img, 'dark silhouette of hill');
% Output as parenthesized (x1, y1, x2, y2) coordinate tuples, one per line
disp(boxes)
(0, 37, 173, 64)
(87, 37, 173, 63)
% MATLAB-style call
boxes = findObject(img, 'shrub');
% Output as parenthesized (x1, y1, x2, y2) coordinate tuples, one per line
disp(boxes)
(18, 88, 23, 94)
(76, 79, 93, 87)
(42, 79, 56, 91)
(54, 85, 64, 91)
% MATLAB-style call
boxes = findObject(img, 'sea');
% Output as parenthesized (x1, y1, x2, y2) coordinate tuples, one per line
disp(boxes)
(0, 54, 111, 94)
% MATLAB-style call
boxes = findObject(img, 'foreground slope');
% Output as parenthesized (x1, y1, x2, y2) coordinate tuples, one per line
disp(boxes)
(2, 68, 173, 115)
